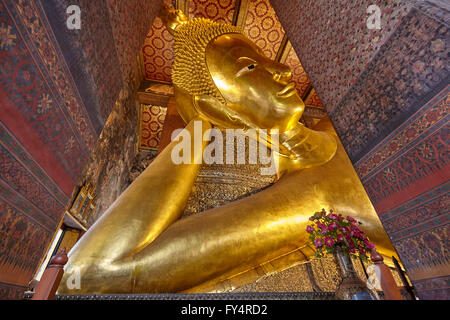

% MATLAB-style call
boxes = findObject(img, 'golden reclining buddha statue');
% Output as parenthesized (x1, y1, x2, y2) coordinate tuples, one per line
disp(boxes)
(58, 5, 397, 294)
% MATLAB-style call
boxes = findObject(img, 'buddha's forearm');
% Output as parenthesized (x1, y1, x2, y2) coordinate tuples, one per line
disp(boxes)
(58, 171, 314, 294)
(63, 119, 210, 265)
(126, 179, 311, 293)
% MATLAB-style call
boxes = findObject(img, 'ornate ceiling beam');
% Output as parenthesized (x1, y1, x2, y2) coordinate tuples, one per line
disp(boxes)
(301, 84, 314, 101)
(175, 0, 189, 16)
(232, 0, 250, 28)
(275, 35, 289, 63)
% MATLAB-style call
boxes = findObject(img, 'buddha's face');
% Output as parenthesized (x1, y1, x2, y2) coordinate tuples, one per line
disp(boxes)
(205, 34, 304, 132)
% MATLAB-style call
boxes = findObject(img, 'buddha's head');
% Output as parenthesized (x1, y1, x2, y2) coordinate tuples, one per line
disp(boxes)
(160, 5, 304, 133)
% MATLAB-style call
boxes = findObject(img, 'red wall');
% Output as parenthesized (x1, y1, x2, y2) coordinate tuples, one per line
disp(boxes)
(0, 0, 162, 299)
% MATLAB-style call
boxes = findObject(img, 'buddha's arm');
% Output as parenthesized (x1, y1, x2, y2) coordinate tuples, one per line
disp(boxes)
(129, 140, 395, 293)
(59, 167, 310, 294)
(58, 136, 396, 294)
(61, 119, 211, 268)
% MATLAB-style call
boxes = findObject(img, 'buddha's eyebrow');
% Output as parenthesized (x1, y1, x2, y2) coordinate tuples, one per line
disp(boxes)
(236, 57, 257, 77)
(237, 57, 257, 64)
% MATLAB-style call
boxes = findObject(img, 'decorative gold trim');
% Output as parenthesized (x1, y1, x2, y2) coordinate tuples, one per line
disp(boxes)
(68, 183, 96, 227)
(65, 211, 88, 232)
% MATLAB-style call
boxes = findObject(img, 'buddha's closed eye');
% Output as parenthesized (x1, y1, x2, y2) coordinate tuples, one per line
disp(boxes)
(236, 60, 257, 77)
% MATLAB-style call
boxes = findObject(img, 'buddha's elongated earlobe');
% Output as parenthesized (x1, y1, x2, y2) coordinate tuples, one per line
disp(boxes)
(279, 124, 338, 169)
(193, 94, 254, 131)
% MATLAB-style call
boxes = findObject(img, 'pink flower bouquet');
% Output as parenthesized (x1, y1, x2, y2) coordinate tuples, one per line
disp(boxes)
(306, 209, 375, 261)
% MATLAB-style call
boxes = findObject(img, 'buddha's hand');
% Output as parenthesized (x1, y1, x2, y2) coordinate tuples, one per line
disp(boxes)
(276, 124, 338, 175)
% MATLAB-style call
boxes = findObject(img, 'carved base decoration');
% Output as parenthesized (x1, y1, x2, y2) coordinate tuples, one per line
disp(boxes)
(334, 247, 376, 300)
(24, 292, 336, 300)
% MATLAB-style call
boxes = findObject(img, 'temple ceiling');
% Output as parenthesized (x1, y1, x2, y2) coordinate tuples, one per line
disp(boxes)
(140, 0, 326, 117)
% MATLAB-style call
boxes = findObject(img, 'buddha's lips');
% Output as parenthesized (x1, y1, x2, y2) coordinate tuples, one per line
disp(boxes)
(277, 82, 296, 97)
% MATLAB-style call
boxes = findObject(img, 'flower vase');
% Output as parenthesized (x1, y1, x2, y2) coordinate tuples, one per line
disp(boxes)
(334, 247, 377, 300)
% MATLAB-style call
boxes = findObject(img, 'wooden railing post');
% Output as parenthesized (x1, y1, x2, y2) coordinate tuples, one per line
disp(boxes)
(370, 248, 403, 300)
(32, 248, 68, 300)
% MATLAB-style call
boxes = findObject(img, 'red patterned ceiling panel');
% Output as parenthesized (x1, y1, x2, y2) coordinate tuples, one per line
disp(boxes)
(188, 0, 236, 23)
(140, 104, 167, 149)
(284, 47, 311, 98)
(243, 0, 285, 60)
(142, 17, 174, 82)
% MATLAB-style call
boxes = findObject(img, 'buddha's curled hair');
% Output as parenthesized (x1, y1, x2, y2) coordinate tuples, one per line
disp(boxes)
(172, 18, 241, 105)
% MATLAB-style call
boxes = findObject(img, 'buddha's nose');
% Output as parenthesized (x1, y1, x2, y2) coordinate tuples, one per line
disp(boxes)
(266, 61, 292, 84)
